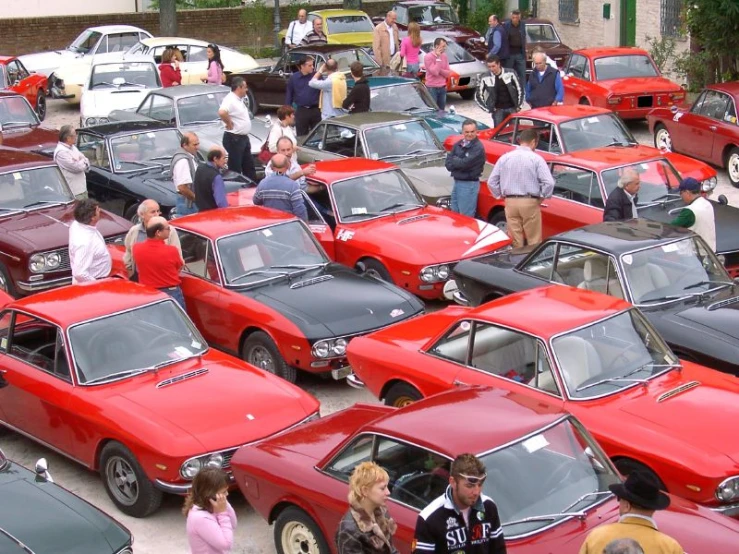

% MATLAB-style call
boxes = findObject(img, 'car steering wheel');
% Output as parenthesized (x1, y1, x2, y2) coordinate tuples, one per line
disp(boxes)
(393, 473, 446, 508)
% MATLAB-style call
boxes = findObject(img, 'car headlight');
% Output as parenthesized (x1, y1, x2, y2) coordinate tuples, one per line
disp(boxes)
(716, 476, 739, 502)
(312, 340, 331, 358)
(312, 337, 352, 359)
(207, 453, 224, 468)
(180, 458, 202, 480)
(332, 338, 348, 356)
(85, 117, 98, 126)
(420, 264, 451, 283)
(29, 251, 63, 273)
(46, 252, 61, 269)
(98, 117, 110, 124)
(702, 176, 717, 192)
(436, 196, 451, 210)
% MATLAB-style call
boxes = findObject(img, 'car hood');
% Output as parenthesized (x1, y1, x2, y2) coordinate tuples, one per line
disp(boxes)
(422, 25, 479, 41)
(398, 154, 453, 199)
(598, 77, 682, 94)
(82, 88, 157, 117)
(329, 32, 374, 46)
(669, 290, 739, 342)
(0, 124, 58, 153)
(445, 59, 486, 77)
(18, 50, 80, 75)
(242, 263, 423, 339)
(663, 151, 717, 181)
(192, 123, 267, 157)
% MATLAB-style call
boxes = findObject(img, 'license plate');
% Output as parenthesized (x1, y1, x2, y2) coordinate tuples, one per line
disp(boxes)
(331, 366, 352, 380)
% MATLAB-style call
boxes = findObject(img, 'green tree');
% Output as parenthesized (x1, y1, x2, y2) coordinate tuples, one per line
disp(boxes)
(683, 0, 739, 82)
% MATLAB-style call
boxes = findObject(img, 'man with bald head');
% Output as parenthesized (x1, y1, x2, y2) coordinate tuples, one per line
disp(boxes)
(285, 9, 311, 49)
(603, 168, 640, 222)
(525, 51, 564, 108)
(253, 153, 308, 221)
(373, 11, 399, 68)
(309, 58, 347, 120)
(123, 199, 181, 279)
(133, 215, 186, 308)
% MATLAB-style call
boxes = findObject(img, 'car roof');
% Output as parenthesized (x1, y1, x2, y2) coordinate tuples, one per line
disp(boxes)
(575, 47, 650, 58)
(311, 158, 396, 184)
(172, 206, 296, 240)
(707, 82, 739, 97)
(139, 37, 209, 47)
(0, 91, 23, 99)
(555, 145, 671, 171)
(509, 105, 613, 123)
(0, 146, 56, 171)
(145, 84, 229, 99)
(288, 44, 371, 55)
(0, 56, 16, 64)
(87, 25, 148, 33)
(90, 54, 155, 67)
(311, 9, 370, 16)
(79, 120, 174, 136)
(326, 111, 422, 127)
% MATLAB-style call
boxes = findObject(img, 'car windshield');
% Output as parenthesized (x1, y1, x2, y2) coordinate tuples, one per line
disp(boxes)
(0, 96, 40, 128)
(551, 309, 679, 398)
(109, 129, 181, 172)
(620, 237, 732, 304)
(526, 24, 560, 43)
(594, 55, 659, 81)
(0, 166, 74, 211)
(69, 30, 103, 54)
(370, 82, 438, 112)
(217, 220, 328, 286)
(326, 16, 374, 33)
(408, 4, 458, 25)
(333, 169, 424, 221)
(330, 49, 378, 71)
(69, 300, 208, 385)
(89, 61, 160, 89)
(558, 113, 636, 151)
(481, 417, 619, 537)
(601, 159, 681, 205)
(176, 91, 228, 126)
(364, 120, 442, 160)
(421, 40, 474, 63)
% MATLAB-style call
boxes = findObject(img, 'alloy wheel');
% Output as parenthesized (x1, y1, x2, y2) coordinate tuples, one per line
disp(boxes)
(105, 456, 140, 506)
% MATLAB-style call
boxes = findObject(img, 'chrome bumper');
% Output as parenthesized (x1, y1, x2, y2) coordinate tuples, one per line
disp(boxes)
(17, 275, 72, 293)
(710, 502, 739, 517)
(155, 472, 235, 495)
(453, 291, 470, 306)
(346, 373, 366, 389)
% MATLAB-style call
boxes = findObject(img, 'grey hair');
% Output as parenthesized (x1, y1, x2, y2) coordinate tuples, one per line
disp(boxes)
(604, 538, 644, 554)
(137, 199, 158, 217)
(617, 168, 640, 188)
(59, 125, 75, 143)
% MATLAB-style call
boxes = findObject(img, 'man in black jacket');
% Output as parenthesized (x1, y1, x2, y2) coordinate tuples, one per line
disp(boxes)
(342, 62, 371, 113)
(194, 148, 229, 211)
(603, 168, 640, 221)
(475, 54, 523, 127)
(445, 120, 486, 217)
(501, 10, 526, 88)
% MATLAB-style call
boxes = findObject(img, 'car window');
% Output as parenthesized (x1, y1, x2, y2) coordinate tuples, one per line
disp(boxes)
(526, 24, 559, 43)
(303, 125, 325, 149)
(323, 125, 358, 156)
(593, 55, 659, 80)
(148, 95, 176, 124)
(188, 45, 208, 63)
(129, 42, 148, 57)
(327, 49, 377, 72)
(551, 164, 600, 206)
(103, 32, 140, 54)
(324, 434, 375, 480)
(567, 54, 588, 80)
(179, 231, 220, 282)
(494, 118, 517, 143)
(394, 5, 408, 25)
(151, 46, 167, 63)
(554, 246, 623, 296)
(511, 119, 560, 153)
(325, 16, 374, 34)
(282, 52, 312, 74)
(694, 90, 731, 121)
(8, 313, 69, 380)
(725, 99, 737, 124)
(78, 133, 110, 169)
(428, 320, 472, 364)
(0, 312, 11, 353)
(521, 242, 557, 281)
(7, 60, 29, 83)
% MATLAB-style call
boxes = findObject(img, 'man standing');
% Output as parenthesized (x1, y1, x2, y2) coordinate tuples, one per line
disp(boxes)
(526, 52, 564, 108)
(218, 77, 257, 181)
(342, 62, 371, 113)
(487, 129, 554, 247)
(133, 216, 186, 309)
(413, 453, 506, 554)
(309, 59, 347, 120)
(299, 17, 327, 46)
(285, 9, 311, 49)
(54, 125, 89, 200)
(501, 10, 527, 89)
(170, 131, 200, 216)
(194, 148, 229, 212)
(670, 177, 716, 251)
(68, 199, 111, 284)
(123, 199, 181, 279)
(603, 169, 640, 222)
(264, 137, 316, 190)
(475, 54, 523, 127)
(445, 120, 486, 218)
(253, 154, 308, 221)
(579, 472, 682, 554)
(485, 15, 505, 56)
(373, 11, 400, 68)
(286, 56, 321, 136)
(425, 38, 452, 111)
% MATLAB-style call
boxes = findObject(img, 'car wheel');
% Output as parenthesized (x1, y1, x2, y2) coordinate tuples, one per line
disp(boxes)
(579, 97, 590, 105)
(124, 202, 140, 224)
(654, 124, 672, 152)
(459, 89, 475, 100)
(100, 441, 162, 518)
(489, 209, 508, 235)
(613, 458, 667, 491)
(35, 91, 47, 121)
(726, 146, 739, 188)
(385, 382, 423, 408)
(358, 258, 392, 282)
(274, 506, 330, 554)
(246, 89, 259, 115)
(241, 330, 297, 383)
(0, 262, 17, 298)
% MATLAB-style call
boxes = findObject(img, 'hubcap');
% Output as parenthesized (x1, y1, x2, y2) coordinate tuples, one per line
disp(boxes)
(0, 270, 9, 293)
(105, 456, 139, 506)
(728, 153, 739, 184)
(656, 129, 672, 151)
(393, 395, 416, 408)
(281, 521, 321, 554)
(249, 345, 275, 373)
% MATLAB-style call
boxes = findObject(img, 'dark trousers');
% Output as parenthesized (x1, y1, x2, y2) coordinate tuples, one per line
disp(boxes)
(493, 107, 516, 127)
(503, 54, 526, 94)
(160, 285, 186, 310)
(222, 132, 257, 182)
(295, 106, 321, 136)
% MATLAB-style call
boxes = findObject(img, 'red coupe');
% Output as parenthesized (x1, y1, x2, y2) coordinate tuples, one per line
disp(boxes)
(0, 280, 320, 517)
(648, 81, 739, 187)
(0, 56, 48, 121)
(561, 47, 685, 119)
(231, 386, 739, 554)
(347, 285, 739, 516)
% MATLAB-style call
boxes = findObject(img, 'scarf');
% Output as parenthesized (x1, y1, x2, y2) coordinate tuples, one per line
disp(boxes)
(349, 501, 397, 551)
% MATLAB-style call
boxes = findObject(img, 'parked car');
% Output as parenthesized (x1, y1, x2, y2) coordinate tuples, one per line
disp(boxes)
(0, 56, 48, 120)
(0, 449, 133, 553)
(231, 386, 739, 554)
(279, 9, 375, 50)
(0, 146, 130, 296)
(648, 81, 739, 187)
(449, 220, 739, 375)
(524, 18, 572, 70)
(0, 91, 57, 153)
(418, 31, 485, 100)
(80, 57, 162, 127)
(562, 47, 686, 119)
(171, 206, 425, 383)
(19, 25, 153, 103)
(347, 285, 739, 516)
(0, 280, 320, 517)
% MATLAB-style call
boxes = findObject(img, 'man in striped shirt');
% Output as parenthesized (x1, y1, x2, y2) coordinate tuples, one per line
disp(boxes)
(299, 17, 327, 46)
(68, 199, 111, 284)
(253, 153, 308, 221)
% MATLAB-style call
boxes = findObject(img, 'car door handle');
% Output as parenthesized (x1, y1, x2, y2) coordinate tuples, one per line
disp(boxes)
(709, 125, 717, 131)
(453, 379, 469, 387)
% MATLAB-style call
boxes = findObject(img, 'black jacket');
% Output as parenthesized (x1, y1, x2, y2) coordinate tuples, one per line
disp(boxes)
(336, 505, 398, 554)
(603, 186, 637, 221)
(343, 77, 371, 113)
(445, 137, 486, 181)
(474, 68, 524, 113)
(527, 66, 559, 108)
(193, 163, 220, 211)
(501, 20, 526, 58)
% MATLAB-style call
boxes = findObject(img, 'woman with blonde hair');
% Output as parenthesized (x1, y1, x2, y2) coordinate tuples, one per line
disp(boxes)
(336, 462, 398, 554)
(400, 22, 423, 78)
(184, 467, 237, 554)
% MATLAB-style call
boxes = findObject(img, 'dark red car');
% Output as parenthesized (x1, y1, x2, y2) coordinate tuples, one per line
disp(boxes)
(0, 91, 57, 153)
(0, 56, 48, 121)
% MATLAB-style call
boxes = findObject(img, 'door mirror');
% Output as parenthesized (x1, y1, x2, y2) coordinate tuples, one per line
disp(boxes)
(35, 458, 54, 482)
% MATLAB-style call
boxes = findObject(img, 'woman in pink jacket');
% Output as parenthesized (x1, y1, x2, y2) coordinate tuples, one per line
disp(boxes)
(184, 467, 237, 554)
(399, 22, 422, 78)
(424, 37, 452, 111)
(204, 44, 224, 85)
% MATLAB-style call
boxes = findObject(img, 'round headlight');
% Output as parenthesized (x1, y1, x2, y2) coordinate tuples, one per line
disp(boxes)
(716, 477, 739, 502)
(180, 458, 202, 480)
(207, 453, 224, 468)
(312, 341, 330, 358)
(436, 265, 450, 281)
(85, 117, 98, 126)
(420, 267, 435, 282)
(45, 252, 61, 269)
(702, 176, 718, 191)
(29, 254, 46, 273)
(332, 338, 348, 356)
(99, 117, 110, 124)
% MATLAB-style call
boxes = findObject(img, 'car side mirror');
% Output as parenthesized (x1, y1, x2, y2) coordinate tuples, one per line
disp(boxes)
(35, 458, 54, 483)
(718, 194, 728, 205)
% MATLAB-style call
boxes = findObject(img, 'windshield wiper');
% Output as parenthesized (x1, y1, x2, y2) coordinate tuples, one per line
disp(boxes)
(149, 155, 173, 161)
(91, 81, 116, 88)
(269, 263, 326, 270)
(561, 490, 613, 513)
(22, 200, 65, 209)
(151, 352, 201, 371)
(120, 81, 146, 88)
(84, 368, 148, 385)
(184, 119, 219, 125)
(380, 202, 422, 212)
(342, 211, 383, 219)
(502, 511, 586, 527)
(575, 376, 649, 393)
(683, 279, 734, 290)
(379, 153, 413, 161)
(228, 268, 289, 284)
(406, 148, 442, 155)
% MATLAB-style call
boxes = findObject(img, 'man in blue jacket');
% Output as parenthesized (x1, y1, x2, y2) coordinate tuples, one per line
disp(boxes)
(445, 120, 486, 218)
(525, 52, 564, 108)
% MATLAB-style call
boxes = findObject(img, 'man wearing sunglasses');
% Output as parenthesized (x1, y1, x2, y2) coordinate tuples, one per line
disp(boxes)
(413, 453, 507, 554)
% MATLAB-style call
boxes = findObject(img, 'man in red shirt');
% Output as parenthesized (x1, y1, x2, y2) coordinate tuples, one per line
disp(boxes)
(132, 216, 186, 309)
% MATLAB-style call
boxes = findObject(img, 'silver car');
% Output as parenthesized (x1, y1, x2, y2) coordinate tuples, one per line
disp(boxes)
(419, 31, 486, 100)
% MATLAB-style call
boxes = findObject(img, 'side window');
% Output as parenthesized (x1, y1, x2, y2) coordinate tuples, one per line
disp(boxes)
(553, 246, 611, 289)
(94, 35, 109, 54)
(577, 255, 624, 298)
(303, 125, 325, 149)
(582, 61, 591, 81)
(6, 61, 21, 84)
(0, 311, 11, 353)
(470, 323, 537, 382)
(726, 100, 737, 124)
(188, 45, 208, 63)
(494, 118, 517, 144)
(551, 164, 596, 205)
(531, 344, 559, 394)
(151, 46, 167, 64)
(78, 133, 110, 169)
(324, 434, 375, 480)
(695, 90, 730, 120)
(180, 231, 217, 281)
(284, 52, 310, 74)
(107, 33, 140, 53)
(428, 321, 471, 364)
(9, 314, 63, 375)
(148, 95, 176, 124)
(568, 54, 587, 79)
(302, 191, 326, 224)
(690, 90, 708, 115)
(531, 121, 560, 153)
(323, 125, 357, 157)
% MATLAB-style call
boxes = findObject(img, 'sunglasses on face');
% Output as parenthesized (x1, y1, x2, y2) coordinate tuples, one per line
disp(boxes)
(458, 473, 487, 485)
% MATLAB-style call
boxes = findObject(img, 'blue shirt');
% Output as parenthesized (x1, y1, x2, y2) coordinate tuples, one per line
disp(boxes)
(286, 72, 320, 108)
(525, 69, 564, 103)
(209, 162, 228, 208)
(253, 173, 308, 221)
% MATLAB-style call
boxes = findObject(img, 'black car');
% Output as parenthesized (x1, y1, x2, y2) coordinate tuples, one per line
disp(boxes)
(449, 219, 739, 376)
(0, 449, 133, 553)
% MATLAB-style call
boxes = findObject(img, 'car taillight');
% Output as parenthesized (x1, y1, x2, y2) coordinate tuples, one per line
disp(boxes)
(670, 92, 685, 101)
(607, 96, 622, 105)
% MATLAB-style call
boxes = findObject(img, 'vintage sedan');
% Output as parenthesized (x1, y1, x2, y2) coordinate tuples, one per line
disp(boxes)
(418, 32, 485, 100)
(171, 206, 424, 383)
(524, 18, 572, 70)
(0, 281, 320, 517)
(278, 9, 375, 50)
(449, 220, 739, 375)
(347, 286, 739, 517)
(0, 147, 130, 296)
(231, 386, 739, 554)
(0, 56, 48, 120)
(0, 91, 58, 153)
(562, 47, 685, 119)
(648, 81, 739, 187)
(0, 449, 133, 553)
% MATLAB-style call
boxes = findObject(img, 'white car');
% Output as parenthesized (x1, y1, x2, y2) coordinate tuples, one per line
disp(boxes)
(80, 58, 162, 127)
(418, 31, 486, 100)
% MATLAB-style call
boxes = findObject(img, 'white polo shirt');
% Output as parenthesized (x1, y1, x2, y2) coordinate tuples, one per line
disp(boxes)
(219, 91, 252, 135)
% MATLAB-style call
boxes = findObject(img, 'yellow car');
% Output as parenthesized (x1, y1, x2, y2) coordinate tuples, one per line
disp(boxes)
(279, 9, 375, 50)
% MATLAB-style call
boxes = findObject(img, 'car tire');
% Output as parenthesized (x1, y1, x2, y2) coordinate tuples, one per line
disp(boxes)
(459, 89, 475, 100)
(100, 441, 162, 518)
(0, 261, 18, 298)
(489, 209, 508, 235)
(579, 97, 590, 105)
(35, 91, 47, 121)
(384, 382, 423, 408)
(246, 89, 259, 115)
(358, 258, 392, 282)
(613, 458, 667, 491)
(274, 506, 330, 554)
(726, 146, 739, 188)
(242, 330, 297, 383)
(654, 124, 672, 152)
(124, 202, 140, 224)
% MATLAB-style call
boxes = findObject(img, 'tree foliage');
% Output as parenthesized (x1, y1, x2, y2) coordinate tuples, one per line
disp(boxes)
(683, 0, 739, 81)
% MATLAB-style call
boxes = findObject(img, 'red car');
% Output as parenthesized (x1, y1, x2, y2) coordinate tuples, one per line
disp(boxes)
(0, 280, 320, 517)
(347, 285, 739, 516)
(231, 386, 739, 554)
(648, 81, 739, 187)
(0, 91, 57, 153)
(0, 56, 48, 121)
(561, 47, 685, 119)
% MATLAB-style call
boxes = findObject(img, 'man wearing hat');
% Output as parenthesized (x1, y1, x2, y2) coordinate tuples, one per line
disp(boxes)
(579, 471, 683, 553)
(669, 177, 716, 251)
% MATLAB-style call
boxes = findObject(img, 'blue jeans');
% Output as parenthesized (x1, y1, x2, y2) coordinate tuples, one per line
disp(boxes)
(451, 180, 479, 217)
(405, 63, 420, 78)
(503, 54, 526, 93)
(161, 285, 186, 310)
(493, 107, 516, 127)
(176, 194, 199, 217)
(428, 86, 447, 111)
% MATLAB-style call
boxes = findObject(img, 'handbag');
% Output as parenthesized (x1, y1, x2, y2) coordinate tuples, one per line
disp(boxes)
(258, 140, 272, 164)
(389, 51, 403, 72)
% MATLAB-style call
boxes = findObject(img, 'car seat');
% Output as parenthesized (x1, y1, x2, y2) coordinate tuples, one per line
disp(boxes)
(577, 258, 624, 298)
(553, 335, 602, 392)
(624, 256, 669, 303)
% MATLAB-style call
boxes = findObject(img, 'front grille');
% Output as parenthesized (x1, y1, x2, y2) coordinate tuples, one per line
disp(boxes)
(657, 381, 700, 402)
(458, 77, 470, 86)
(637, 95, 653, 108)
(290, 274, 334, 289)
(222, 448, 237, 469)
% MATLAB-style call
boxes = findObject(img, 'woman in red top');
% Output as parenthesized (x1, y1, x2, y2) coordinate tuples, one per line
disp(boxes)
(159, 47, 182, 87)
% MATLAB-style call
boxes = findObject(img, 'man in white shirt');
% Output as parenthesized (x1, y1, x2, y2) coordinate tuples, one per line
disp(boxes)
(218, 77, 257, 181)
(264, 137, 316, 190)
(68, 199, 111, 284)
(53, 125, 90, 199)
(285, 9, 311, 48)
(170, 132, 200, 216)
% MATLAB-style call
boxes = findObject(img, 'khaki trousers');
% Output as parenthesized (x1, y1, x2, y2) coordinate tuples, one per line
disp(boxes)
(504, 197, 542, 248)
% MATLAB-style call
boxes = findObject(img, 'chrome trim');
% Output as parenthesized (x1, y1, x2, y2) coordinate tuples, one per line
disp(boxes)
(0, 250, 22, 262)
(16, 275, 71, 292)
(397, 214, 430, 225)
(711, 501, 739, 516)
(346, 373, 365, 389)
(156, 368, 209, 388)
(452, 290, 469, 306)
(290, 274, 333, 289)
(155, 471, 236, 494)
(0, 526, 36, 553)
(707, 296, 739, 311)
(657, 381, 700, 402)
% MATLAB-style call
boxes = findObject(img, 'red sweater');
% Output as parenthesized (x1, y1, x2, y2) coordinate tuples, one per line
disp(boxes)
(132, 239, 183, 288)
(159, 63, 182, 87)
